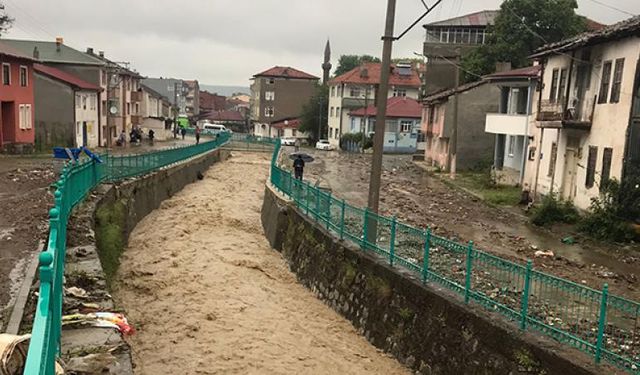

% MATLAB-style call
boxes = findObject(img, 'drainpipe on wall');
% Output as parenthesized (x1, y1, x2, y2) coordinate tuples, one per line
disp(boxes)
(519, 78, 534, 185)
(532, 61, 546, 198)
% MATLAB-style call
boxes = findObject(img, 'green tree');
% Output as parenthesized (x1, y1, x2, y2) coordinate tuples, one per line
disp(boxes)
(461, 0, 587, 82)
(0, 2, 13, 36)
(299, 84, 329, 142)
(334, 55, 381, 76)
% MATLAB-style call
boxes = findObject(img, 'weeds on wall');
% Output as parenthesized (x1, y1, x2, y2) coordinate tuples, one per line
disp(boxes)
(529, 194, 579, 227)
(578, 178, 639, 242)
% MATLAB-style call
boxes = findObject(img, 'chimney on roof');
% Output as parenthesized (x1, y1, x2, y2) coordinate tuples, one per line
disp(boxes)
(495, 61, 512, 73)
(98, 51, 104, 58)
(32, 47, 39, 59)
(86, 47, 94, 55)
(55, 37, 63, 52)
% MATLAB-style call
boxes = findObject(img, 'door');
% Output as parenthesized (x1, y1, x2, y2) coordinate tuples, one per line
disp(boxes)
(1, 101, 15, 144)
(562, 138, 579, 201)
(82, 122, 88, 147)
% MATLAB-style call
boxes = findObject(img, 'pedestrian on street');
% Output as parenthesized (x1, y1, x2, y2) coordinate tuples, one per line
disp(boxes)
(181, 127, 187, 140)
(294, 138, 301, 152)
(148, 129, 155, 145)
(195, 125, 201, 145)
(293, 154, 305, 180)
(117, 130, 126, 147)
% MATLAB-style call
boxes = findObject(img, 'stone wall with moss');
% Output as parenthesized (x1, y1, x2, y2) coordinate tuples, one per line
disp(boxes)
(261, 185, 609, 375)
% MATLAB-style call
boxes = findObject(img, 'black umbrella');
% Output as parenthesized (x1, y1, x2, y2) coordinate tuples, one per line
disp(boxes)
(289, 152, 314, 163)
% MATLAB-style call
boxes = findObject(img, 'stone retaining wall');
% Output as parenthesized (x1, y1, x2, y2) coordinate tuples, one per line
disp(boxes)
(261, 184, 614, 375)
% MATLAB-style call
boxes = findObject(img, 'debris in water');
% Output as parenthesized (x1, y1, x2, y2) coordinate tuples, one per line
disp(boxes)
(534, 250, 554, 258)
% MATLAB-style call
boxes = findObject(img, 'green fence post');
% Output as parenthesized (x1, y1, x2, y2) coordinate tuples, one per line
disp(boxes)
(520, 260, 533, 330)
(362, 208, 368, 251)
(305, 182, 310, 215)
(315, 187, 320, 221)
(326, 192, 332, 230)
(389, 216, 397, 266)
(464, 241, 474, 304)
(339, 199, 346, 240)
(422, 227, 431, 284)
(595, 283, 609, 364)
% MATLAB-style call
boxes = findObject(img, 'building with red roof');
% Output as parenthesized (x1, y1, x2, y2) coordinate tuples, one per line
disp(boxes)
(270, 117, 308, 140)
(0, 41, 36, 153)
(327, 62, 422, 148)
(347, 97, 422, 154)
(33, 62, 101, 149)
(199, 90, 227, 112)
(250, 66, 319, 138)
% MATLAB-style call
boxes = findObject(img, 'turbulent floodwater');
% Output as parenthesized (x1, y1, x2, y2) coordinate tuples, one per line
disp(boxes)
(113, 153, 407, 375)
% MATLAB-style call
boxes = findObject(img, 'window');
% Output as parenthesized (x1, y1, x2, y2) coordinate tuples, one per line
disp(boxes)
(601, 147, 613, 186)
(266, 78, 275, 85)
(2, 63, 10, 85)
(19, 66, 27, 87)
(549, 69, 559, 102)
(331, 86, 335, 97)
(101, 100, 107, 114)
(75, 94, 81, 108)
(292, 129, 297, 137)
(350, 117, 356, 132)
(440, 29, 449, 43)
(586, 146, 598, 188)
(428, 107, 435, 125)
(598, 61, 612, 104)
(400, 120, 412, 133)
(548, 142, 558, 177)
(558, 69, 568, 104)
(393, 88, 407, 97)
(336, 107, 340, 118)
(89, 95, 96, 110)
(329, 128, 333, 138)
(126, 102, 131, 115)
(18, 104, 32, 129)
(82, 95, 87, 110)
(264, 106, 274, 117)
(610, 58, 625, 103)
(265, 91, 275, 101)
(330, 107, 334, 117)
(508, 136, 516, 157)
(101, 70, 107, 85)
(134, 102, 139, 114)
(350, 88, 361, 97)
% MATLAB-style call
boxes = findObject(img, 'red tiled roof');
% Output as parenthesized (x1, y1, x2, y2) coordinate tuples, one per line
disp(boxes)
(34, 63, 100, 90)
(585, 18, 606, 32)
(329, 63, 421, 88)
(0, 41, 34, 61)
(202, 110, 244, 122)
(350, 97, 421, 118)
(485, 65, 541, 79)
(271, 118, 301, 129)
(253, 66, 319, 80)
(199, 91, 226, 111)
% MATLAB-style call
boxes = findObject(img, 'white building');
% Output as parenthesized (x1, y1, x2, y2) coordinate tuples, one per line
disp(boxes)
(327, 62, 421, 148)
(524, 15, 640, 210)
(140, 84, 173, 140)
(74, 90, 100, 147)
(484, 65, 540, 185)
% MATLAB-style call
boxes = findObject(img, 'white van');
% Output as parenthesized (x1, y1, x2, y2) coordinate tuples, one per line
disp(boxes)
(202, 124, 231, 134)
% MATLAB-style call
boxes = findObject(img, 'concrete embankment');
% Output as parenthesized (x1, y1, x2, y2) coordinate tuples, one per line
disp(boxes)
(261, 183, 615, 375)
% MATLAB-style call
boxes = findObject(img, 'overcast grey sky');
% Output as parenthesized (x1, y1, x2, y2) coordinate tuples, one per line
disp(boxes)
(2, 0, 639, 86)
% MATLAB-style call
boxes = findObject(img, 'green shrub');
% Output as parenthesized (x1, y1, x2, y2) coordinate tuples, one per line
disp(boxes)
(340, 132, 372, 150)
(578, 179, 638, 242)
(530, 194, 579, 226)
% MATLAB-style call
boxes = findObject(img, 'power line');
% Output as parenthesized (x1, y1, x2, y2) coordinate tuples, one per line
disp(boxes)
(4, 0, 57, 39)
(582, 0, 636, 17)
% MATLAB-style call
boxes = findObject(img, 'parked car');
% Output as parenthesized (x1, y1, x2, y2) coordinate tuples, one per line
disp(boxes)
(315, 139, 334, 151)
(281, 137, 296, 146)
(202, 123, 232, 135)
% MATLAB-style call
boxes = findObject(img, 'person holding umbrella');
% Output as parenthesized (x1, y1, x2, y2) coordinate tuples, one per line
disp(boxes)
(293, 154, 305, 180)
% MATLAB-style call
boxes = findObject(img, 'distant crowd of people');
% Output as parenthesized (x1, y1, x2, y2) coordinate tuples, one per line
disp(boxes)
(115, 127, 155, 147)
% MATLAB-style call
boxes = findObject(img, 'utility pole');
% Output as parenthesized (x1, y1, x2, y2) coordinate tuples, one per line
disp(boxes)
(448, 51, 461, 179)
(173, 81, 178, 138)
(362, 85, 369, 153)
(317, 100, 322, 141)
(367, 0, 396, 216)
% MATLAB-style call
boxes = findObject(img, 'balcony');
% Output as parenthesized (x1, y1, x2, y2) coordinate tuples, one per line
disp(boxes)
(537, 96, 595, 130)
(131, 115, 142, 125)
(130, 91, 142, 102)
(485, 113, 528, 136)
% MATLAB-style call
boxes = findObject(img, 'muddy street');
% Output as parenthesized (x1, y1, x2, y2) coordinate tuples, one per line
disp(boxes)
(113, 152, 408, 375)
(297, 148, 640, 300)
(0, 157, 59, 329)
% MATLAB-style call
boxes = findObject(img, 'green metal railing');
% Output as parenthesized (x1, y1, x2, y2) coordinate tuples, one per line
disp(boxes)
(270, 141, 640, 374)
(24, 133, 239, 375)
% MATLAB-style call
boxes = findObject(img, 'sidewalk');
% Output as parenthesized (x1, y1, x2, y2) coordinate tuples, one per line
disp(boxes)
(97, 136, 196, 155)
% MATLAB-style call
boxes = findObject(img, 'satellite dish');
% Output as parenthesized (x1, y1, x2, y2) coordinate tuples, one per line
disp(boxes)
(109, 106, 118, 115)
